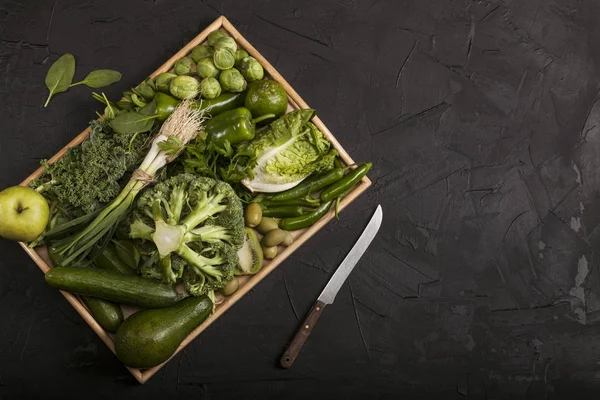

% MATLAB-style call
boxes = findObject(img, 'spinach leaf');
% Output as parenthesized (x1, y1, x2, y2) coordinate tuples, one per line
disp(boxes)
(44, 54, 76, 107)
(109, 111, 156, 135)
(139, 99, 157, 117)
(71, 69, 122, 89)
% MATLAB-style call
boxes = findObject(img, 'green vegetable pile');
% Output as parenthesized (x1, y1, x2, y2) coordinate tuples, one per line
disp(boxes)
(16, 25, 373, 371)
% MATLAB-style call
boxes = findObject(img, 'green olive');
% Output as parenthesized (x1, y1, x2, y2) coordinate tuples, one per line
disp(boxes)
(221, 277, 239, 296)
(261, 229, 286, 247)
(245, 202, 262, 227)
(282, 231, 293, 247)
(262, 245, 277, 260)
(256, 217, 278, 234)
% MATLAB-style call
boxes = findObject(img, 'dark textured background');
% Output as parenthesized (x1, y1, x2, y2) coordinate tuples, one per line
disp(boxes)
(1, 0, 600, 398)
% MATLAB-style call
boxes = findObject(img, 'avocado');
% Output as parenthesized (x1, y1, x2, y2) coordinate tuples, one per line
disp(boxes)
(114, 295, 213, 368)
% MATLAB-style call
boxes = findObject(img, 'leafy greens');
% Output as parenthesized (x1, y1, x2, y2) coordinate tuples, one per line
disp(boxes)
(240, 109, 338, 192)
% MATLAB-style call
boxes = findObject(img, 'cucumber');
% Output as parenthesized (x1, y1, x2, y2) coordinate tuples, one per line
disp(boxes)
(115, 295, 213, 368)
(81, 296, 123, 333)
(45, 267, 187, 309)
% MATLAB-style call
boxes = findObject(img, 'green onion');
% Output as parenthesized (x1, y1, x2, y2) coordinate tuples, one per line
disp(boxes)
(54, 100, 207, 266)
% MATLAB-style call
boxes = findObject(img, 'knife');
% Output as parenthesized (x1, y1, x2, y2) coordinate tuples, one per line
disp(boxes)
(280, 204, 383, 368)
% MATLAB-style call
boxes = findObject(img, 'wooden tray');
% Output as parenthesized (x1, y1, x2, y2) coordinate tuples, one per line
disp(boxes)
(17, 16, 371, 384)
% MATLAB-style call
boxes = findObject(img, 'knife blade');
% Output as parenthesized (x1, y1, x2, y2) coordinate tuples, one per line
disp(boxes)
(280, 205, 383, 368)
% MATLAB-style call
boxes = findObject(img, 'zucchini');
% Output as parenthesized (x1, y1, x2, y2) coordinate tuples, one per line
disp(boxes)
(45, 267, 187, 309)
(81, 296, 123, 333)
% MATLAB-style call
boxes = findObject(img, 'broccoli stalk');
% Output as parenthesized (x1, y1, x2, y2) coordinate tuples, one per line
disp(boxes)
(128, 174, 244, 296)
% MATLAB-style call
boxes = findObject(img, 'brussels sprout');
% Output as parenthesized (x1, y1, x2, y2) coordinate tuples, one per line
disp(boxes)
(234, 49, 250, 67)
(213, 48, 236, 70)
(169, 75, 200, 99)
(213, 36, 237, 54)
(155, 72, 177, 93)
(200, 77, 222, 99)
(196, 57, 220, 79)
(219, 68, 247, 93)
(207, 30, 229, 46)
(174, 57, 197, 76)
(191, 45, 214, 63)
(239, 56, 264, 82)
(132, 82, 155, 102)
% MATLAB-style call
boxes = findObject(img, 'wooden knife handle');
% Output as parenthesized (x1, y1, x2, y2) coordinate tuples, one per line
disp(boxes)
(280, 300, 326, 368)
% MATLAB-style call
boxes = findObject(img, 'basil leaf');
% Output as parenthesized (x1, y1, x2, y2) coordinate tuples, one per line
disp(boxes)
(109, 111, 156, 135)
(44, 54, 76, 107)
(72, 69, 122, 89)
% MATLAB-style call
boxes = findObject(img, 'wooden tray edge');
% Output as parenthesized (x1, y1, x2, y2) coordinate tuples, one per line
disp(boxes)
(17, 15, 372, 385)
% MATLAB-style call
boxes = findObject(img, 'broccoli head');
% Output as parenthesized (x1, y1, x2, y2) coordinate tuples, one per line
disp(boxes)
(127, 173, 244, 296)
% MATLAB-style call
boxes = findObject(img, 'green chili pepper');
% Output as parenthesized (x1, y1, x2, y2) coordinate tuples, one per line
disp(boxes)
(205, 107, 275, 148)
(93, 242, 137, 275)
(261, 197, 320, 207)
(261, 205, 312, 218)
(268, 167, 346, 202)
(155, 92, 245, 123)
(279, 200, 334, 231)
(320, 163, 372, 202)
(192, 92, 245, 116)
(154, 92, 181, 122)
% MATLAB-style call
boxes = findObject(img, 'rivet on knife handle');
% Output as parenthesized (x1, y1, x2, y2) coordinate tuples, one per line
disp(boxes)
(280, 300, 326, 368)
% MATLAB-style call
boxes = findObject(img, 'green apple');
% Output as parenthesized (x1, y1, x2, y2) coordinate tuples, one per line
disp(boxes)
(0, 186, 49, 242)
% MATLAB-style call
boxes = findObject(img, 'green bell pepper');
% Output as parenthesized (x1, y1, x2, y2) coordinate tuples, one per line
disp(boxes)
(155, 92, 181, 122)
(206, 107, 274, 148)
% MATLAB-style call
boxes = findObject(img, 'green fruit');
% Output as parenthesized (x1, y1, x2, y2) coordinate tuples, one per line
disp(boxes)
(244, 79, 288, 119)
(256, 217, 278, 234)
(0, 186, 49, 242)
(236, 228, 263, 275)
(244, 202, 262, 227)
(115, 296, 213, 368)
(220, 277, 239, 296)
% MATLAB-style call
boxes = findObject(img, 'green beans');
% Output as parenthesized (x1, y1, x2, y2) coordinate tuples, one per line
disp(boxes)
(279, 200, 334, 231)
(320, 163, 372, 202)
(268, 167, 346, 202)
(261, 205, 311, 218)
